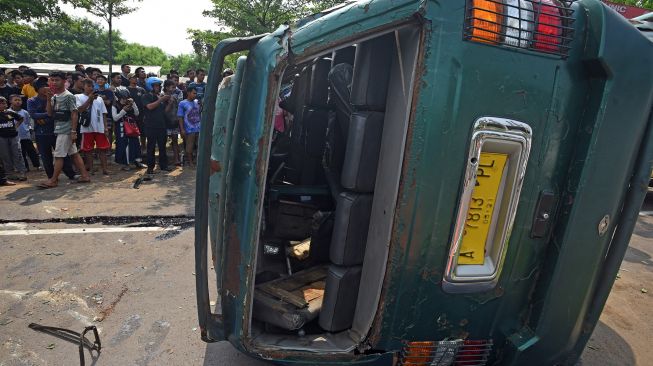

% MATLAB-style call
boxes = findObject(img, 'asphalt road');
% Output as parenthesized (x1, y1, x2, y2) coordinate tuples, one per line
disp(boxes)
(0, 168, 651, 365)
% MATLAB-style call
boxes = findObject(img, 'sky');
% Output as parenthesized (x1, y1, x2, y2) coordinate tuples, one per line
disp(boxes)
(60, 0, 218, 56)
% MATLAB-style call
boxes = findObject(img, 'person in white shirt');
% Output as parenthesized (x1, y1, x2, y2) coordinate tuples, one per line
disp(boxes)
(76, 79, 109, 175)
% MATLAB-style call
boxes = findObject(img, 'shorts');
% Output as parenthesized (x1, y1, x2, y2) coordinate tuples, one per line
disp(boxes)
(81, 132, 110, 152)
(54, 133, 79, 158)
(167, 128, 180, 136)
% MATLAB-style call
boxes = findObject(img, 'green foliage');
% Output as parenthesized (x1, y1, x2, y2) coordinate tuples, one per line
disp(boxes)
(0, 17, 125, 64)
(187, 0, 343, 71)
(164, 54, 209, 76)
(0, 0, 63, 23)
(114, 43, 169, 67)
(68, 0, 142, 23)
(202, 0, 344, 37)
(609, 0, 653, 9)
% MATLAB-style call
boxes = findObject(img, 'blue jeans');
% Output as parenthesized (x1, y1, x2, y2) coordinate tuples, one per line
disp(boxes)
(35, 134, 76, 179)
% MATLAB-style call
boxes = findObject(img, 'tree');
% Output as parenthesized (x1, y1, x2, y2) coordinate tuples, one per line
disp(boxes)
(0, 0, 63, 23)
(201, 0, 344, 37)
(190, 1, 343, 70)
(608, 0, 653, 9)
(69, 0, 142, 73)
(115, 43, 169, 67)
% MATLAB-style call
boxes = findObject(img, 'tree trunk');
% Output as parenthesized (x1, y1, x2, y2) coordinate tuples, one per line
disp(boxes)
(108, 7, 113, 74)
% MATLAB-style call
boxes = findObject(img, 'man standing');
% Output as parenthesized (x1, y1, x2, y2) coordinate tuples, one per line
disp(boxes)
(142, 77, 172, 174)
(0, 96, 27, 181)
(96, 74, 115, 152)
(27, 77, 77, 181)
(21, 69, 38, 99)
(120, 64, 131, 87)
(185, 69, 196, 87)
(135, 67, 147, 89)
(68, 72, 85, 95)
(110, 72, 123, 90)
(39, 71, 90, 188)
(76, 79, 110, 175)
(127, 74, 147, 154)
(9, 94, 40, 172)
(0, 69, 20, 101)
(177, 86, 201, 167)
(189, 69, 206, 105)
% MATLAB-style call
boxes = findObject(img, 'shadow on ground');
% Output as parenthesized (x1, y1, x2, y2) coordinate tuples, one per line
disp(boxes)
(203, 342, 272, 366)
(579, 320, 636, 366)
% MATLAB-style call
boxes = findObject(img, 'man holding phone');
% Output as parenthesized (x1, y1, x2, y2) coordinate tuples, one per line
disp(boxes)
(39, 71, 90, 188)
(76, 79, 109, 175)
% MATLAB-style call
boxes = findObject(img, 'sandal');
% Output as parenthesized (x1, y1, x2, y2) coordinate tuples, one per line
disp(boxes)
(38, 181, 58, 189)
(76, 177, 91, 183)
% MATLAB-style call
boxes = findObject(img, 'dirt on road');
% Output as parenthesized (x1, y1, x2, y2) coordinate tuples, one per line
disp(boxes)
(0, 168, 651, 365)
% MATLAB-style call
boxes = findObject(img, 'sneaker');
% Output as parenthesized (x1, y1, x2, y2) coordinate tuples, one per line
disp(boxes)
(134, 162, 147, 169)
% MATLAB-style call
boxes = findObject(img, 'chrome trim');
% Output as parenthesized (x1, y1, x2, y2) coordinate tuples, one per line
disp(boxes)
(443, 117, 532, 294)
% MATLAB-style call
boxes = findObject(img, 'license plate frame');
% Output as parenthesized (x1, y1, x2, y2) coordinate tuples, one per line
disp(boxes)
(443, 117, 532, 294)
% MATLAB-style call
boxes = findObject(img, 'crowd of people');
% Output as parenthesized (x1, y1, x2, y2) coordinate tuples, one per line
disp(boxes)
(0, 63, 230, 188)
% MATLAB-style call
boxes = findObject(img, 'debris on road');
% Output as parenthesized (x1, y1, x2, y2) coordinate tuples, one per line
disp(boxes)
(642, 288, 648, 294)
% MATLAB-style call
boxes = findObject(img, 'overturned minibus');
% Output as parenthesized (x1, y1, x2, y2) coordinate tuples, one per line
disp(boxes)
(194, 0, 653, 364)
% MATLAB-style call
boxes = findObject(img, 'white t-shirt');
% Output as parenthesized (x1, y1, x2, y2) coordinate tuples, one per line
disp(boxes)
(75, 94, 108, 133)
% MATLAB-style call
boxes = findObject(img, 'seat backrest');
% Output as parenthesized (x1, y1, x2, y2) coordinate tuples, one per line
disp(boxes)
(350, 33, 394, 111)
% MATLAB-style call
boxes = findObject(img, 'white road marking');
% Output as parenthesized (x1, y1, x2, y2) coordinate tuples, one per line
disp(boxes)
(0, 226, 180, 236)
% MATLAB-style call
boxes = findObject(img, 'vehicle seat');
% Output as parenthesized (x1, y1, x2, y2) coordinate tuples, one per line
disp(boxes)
(252, 266, 328, 330)
(319, 34, 394, 332)
(287, 58, 332, 185)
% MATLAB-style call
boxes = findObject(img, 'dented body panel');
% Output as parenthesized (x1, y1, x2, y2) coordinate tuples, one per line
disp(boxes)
(195, 0, 653, 364)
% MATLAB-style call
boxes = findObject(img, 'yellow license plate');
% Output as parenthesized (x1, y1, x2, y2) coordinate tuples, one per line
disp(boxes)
(458, 152, 508, 265)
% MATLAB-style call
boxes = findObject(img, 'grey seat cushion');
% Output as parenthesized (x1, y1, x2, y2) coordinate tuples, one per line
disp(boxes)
(341, 111, 385, 193)
(350, 33, 394, 111)
(319, 265, 363, 332)
(330, 192, 373, 266)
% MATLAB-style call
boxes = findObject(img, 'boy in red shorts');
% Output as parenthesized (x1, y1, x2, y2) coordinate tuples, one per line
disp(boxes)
(76, 79, 109, 175)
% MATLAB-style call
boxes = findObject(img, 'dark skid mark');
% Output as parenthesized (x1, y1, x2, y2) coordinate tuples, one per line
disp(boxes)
(134, 319, 171, 366)
(0, 214, 194, 227)
(0, 215, 195, 241)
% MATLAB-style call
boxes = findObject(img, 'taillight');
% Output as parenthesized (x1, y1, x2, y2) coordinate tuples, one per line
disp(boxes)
(399, 339, 494, 366)
(533, 0, 564, 52)
(465, 0, 575, 57)
(505, 0, 534, 48)
(470, 0, 503, 44)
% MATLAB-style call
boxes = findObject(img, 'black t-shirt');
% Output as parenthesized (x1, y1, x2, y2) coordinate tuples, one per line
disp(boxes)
(141, 92, 166, 129)
(0, 110, 21, 138)
(128, 86, 146, 121)
(0, 84, 20, 102)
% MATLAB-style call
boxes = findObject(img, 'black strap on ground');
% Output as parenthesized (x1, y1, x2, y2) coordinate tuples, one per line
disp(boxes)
(28, 323, 101, 366)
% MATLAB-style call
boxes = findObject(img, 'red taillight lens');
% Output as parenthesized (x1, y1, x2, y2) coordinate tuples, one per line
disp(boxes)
(533, 0, 563, 52)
